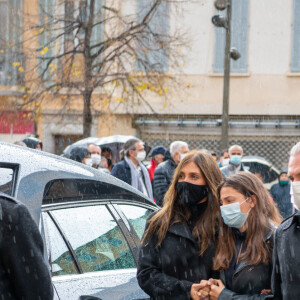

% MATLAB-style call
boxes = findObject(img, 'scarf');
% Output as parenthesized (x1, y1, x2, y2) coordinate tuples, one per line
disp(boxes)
(124, 156, 153, 200)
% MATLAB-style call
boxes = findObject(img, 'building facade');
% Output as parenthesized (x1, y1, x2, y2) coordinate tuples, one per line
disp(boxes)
(0, 0, 299, 169)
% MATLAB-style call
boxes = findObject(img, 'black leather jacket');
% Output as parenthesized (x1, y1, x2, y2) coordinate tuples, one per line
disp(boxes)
(218, 228, 274, 300)
(152, 153, 177, 206)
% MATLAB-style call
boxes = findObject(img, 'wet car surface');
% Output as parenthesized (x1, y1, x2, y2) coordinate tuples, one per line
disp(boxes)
(0, 142, 157, 300)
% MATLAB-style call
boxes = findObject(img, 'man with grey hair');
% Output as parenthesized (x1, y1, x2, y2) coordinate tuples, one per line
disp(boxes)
(220, 144, 247, 177)
(272, 142, 300, 299)
(87, 143, 101, 168)
(153, 141, 189, 206)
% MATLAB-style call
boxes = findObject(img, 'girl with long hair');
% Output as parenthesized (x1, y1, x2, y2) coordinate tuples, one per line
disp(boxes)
(201, 172, 282, 300)
(137, 150, 223, 300)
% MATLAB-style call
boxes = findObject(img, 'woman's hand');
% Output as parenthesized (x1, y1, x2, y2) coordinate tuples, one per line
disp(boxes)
(209, 279, 225, 300)
(191, 281, 210, 300)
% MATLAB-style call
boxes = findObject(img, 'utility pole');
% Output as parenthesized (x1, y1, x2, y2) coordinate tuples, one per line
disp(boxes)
(212, 0, 240, 152)
(221, 0, 231, 151)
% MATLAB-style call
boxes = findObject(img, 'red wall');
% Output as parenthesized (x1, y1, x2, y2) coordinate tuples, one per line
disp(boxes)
(0, 111, 34, 134)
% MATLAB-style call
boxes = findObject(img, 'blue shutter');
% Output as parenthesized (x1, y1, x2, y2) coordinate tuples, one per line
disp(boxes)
(0, 1, 9, 85)
(213, 0, 249, 73)
(0, 0, 23, 85)
(231, 0, 249, 72)
(38, 0, 55, 80)
(291, 0, 300, 72)
(136, 0, 169, 73)
(213, 9, 226, 72)
(10, 0, 24, 85)
(91, 0, 104, 64)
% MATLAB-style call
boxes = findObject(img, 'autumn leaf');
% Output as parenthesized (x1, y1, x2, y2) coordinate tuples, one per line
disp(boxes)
(12, 62, 21, 67)
(40, 47, 48, 55)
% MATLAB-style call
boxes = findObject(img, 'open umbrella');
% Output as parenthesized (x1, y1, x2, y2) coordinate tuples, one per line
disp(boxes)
(242, 156, 279, 184)
(63, 135, 151, 163)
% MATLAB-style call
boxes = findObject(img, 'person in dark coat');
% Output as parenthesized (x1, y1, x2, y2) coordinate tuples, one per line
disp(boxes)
(137, 151, 223, 300)
(0, 193, 53, 300)
(111, 138, 153, 199)
(69, 147, 92, 166)
(199, 172, 282, 300)
(22, 136, 43, 150)
(272, 142, 300, 300)
(147, 145, 166, 182)
(270, 170, 292, 218)
(152, 141, 189, 206)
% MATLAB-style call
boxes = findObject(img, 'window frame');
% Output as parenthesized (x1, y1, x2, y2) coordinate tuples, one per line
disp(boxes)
(42, 199, 142, 277)
(213, 0, 250, 73)
(111, 200, 157, 245)
(0, 162, 19, 197)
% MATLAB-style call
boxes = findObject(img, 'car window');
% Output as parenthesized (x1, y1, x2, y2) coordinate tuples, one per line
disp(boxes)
(43, 179, 146, 204)
(51, 205, 136, 273)
(43, 213, 78, 276)
(117, 205, 153, 240)
(0, 167, 14, 196)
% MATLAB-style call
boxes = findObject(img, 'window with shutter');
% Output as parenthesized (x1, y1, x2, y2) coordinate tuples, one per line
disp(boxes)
(38, 0, 56, 81)
(291, 0, 300, 72)
(213, 0, 249, 73)
(136, 0, 169, 73)
(0, 0, 23, 85)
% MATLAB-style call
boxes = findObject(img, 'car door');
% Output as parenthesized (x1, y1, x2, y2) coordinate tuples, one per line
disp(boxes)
(42, 201, 150, 300)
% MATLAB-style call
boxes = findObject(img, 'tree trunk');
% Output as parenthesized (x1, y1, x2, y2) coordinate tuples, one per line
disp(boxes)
(83, 90, 92, 137)
(82, 0, 95, 138)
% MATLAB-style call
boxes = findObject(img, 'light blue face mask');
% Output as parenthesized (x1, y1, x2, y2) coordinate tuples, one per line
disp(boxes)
(230, 155, 242, 166)
(220, 198, 251, 229)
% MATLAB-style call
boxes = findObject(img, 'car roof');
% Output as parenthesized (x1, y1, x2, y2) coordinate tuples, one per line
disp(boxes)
(242, 155, 279, 172)
(0, 142, 155, 223)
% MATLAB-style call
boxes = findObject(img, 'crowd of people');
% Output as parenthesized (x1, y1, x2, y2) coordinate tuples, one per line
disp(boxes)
(16, 136, 294, 219)
(12, 135, 299, 299)
(137, 143, 300, 300)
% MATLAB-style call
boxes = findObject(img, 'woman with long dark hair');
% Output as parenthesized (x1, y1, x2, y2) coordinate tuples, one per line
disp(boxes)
(137, 150, 223, 300)
(202, 172, 282, 300)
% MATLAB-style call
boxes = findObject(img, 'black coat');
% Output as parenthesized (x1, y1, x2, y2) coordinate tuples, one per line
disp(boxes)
(272, 212, 300, 300)
(111, 160, 132, 185)
(270, 183, 292, 218)
(0, 193, 53, 300)
(152, 157, 177, 206)
(137, 218, 216, 300)
(218, 228, 274, 300)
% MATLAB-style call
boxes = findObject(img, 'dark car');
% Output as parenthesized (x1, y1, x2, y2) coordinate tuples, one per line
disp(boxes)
(0, 142, 157, 300)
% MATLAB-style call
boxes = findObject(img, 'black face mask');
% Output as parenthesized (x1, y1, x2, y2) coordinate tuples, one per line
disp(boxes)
(176, 181, 208, 207)
(107, 158, 112, 167)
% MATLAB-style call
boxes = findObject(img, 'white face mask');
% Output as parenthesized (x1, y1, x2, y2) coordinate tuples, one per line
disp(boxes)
(91, 154, 101, 166)
(222, 158, 230, 166)
(84, 158, 93, 167)
(136, 151, 146, 162)
(291, 182, 300, 211)
(180, 153, 187, 162)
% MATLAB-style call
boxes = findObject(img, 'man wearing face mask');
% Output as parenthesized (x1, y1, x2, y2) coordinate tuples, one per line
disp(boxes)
(87, 144, 102, 169)
(152, 141, 189, 206)
(220, 145, 247, 178)
(111, 138, 153, 199)
(270, 170, 292, 218)
(272, 142, 300, 300)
